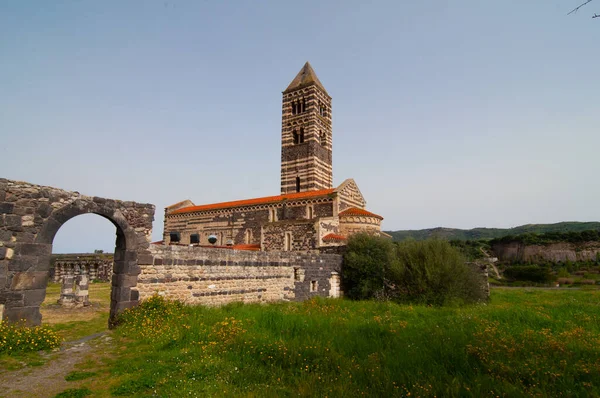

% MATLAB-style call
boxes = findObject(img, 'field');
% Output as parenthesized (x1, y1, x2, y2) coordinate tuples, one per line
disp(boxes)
(1, 286, 600, 397)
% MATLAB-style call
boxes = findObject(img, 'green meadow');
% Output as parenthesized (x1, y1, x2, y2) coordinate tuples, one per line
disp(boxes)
(3, 287, 600, 397)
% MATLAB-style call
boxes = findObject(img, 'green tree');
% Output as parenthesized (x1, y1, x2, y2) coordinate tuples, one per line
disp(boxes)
(342, 233, 397, 300)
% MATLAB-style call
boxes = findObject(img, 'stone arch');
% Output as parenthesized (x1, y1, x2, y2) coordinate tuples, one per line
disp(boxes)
(0, 179, 155, 328)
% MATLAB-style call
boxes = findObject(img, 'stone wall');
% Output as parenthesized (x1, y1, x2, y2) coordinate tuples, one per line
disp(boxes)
(261, 220, 316, 251)
(136, 245, 343, 305)
(0, 178, 154, 326)
(51, 253, 114, 282)
(491, 241, 600, 263)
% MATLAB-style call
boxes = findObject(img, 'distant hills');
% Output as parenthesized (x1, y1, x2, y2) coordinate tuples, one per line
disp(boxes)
(384, 222, 600, 242)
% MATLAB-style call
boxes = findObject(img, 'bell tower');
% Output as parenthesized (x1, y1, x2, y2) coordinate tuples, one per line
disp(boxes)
(281, 62, 333, 194)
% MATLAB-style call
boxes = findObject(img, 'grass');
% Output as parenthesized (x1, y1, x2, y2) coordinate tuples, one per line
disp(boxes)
(99, 289, 600, 397)
(42, 282, 111, 341)
(4, 285, 600, 397)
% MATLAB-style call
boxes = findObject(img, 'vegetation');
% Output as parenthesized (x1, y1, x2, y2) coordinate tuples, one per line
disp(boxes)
(394, 239, 488, 305)
(104, 291, 600, 396)
(490, 229, 600, 246)
(0, 321, 62, 354)
(343, 234, 487, 305)
(385, 221, 600, 241)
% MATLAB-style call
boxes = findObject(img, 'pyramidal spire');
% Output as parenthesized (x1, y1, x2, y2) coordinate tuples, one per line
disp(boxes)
(284, 62, 328, 95)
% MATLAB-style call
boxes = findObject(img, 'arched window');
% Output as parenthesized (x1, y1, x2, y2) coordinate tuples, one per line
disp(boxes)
(293, 129, 300, 145)
(285, 232, 292, 251)
(302, 98, 306, 113)
(296, 177, 301, 193)
(299, 128, 305, 143)
(320, 130, 326, 145)
(245, 229, 252, 244)
(292, 102, 297, 115)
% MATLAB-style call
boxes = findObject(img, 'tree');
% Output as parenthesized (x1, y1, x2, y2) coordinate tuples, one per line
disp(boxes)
(568, 0, 599, 19)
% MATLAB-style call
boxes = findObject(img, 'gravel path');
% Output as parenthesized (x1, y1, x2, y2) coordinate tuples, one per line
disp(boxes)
(0, 333, 113, 398)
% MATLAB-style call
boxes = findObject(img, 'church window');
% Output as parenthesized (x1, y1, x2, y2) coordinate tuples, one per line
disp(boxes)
(302, 98, 306, 113)
(319, 130, 326, 145)
(307, 205, 314, 219)
(296, 177, 301, 193)
(245, 229, 253, 244)
(169, 232, 180, 243)
(292, 102, 297, 115)
(310, 280, 318, 292)
(190, 233, 200, 244)
(299, 128, 305, 143)
(284, 232, 292, 251)
(293, 129, 300, 144)
(269, 208, 278, 222)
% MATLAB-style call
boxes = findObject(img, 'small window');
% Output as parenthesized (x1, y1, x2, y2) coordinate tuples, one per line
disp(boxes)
(296, 177, 301, 193)
(310, 280, 318, 292)
(307, 205, 313, 219)
(269, 208, 278, 222)
(320, 130, 326, 146)
(245, 229, 253, 244)
(292, 102, 297, 115)
(299, 128, 305, 143)
(284, 232, 292, 251)
(170, 232, 181, 243)
(293, 129, 300, 145)
(190, 234, 200, 244)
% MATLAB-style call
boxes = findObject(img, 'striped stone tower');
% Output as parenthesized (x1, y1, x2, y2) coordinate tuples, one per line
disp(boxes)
(281, 62, 333, 194)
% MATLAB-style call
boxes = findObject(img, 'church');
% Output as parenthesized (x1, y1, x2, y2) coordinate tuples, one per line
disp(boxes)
(162, 62, 385, 251)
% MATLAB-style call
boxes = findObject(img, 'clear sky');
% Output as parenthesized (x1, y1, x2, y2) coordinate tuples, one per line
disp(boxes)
(1, 1, 598, 253)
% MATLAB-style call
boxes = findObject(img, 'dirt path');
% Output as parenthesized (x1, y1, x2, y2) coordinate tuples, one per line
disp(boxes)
(0, 333, 113, 398)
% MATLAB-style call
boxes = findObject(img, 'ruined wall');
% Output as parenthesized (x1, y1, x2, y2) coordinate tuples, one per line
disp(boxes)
(136, 245, 343, 305)
(51, 253, 114, 282)
(491, 241, 600, 263)
(0, 178, 154, 325)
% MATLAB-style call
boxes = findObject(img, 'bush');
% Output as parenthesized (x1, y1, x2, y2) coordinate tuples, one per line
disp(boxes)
(556, 277, 574, 285)
(503, 265, 554, 283)
(342, 233, 397, 300)
(391, 240, 488, 306)
(0, 321, 62, 354)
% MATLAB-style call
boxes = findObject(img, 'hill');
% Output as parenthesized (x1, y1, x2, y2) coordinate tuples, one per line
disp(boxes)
(385, 221, 600, 242)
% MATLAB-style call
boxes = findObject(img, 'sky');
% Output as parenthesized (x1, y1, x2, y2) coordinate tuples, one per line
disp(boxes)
(1, 1, 598, 253)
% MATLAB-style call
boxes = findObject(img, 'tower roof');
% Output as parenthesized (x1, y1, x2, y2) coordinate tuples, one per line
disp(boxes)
(283, 62, 329, 95)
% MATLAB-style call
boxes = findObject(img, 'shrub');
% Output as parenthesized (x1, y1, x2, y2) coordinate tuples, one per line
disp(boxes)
(114, 295, 188, 341)
(556, 277, 574, 285)
(342, 233, 397, 300)
(503, 265, 554, 283)
(391, 240, 488, 306)
(0, 321, 62, 354)
(578, 279, 596, 285)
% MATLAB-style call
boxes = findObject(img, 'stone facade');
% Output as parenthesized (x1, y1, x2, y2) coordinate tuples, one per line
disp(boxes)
(51, 253, 114, 282)
(0, 178, 155, 326)
(162, 62, 385, 252)
(136, 245, 343, 305)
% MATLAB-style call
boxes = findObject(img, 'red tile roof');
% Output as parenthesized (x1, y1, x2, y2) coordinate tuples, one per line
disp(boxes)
(322, 233, 347, 242)
(339, 208, 383, 219)
(232, 244, 261, 251)
(171, 188, 336, 214)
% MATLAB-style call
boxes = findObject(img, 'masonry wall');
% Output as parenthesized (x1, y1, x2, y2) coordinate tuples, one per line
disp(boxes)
(136, 245, 343, 305)
(262, 221, 316, 251)
(164, 198, 334, 247)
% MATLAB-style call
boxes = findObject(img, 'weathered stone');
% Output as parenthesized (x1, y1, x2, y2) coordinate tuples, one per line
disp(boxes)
(10, 272, 48, 290)
(0, 202, 14, 214)
(3, 306, 42, 325)
(23, 289, 47, 306)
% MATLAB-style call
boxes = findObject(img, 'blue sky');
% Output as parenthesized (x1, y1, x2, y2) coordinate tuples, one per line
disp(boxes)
(1, 1, 598, 253)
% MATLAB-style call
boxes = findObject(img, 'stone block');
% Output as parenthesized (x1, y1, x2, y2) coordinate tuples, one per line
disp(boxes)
(3, 306, 42, 326)
(23, 289, 47, 306)
(112, 273, 138, 288)
(113, 260, 140, 275)
(10, 272, 49, 290)
(137, 254, 153, 265)
(0, 202, 14, 214)
(111, 287, 131, 302)
(15, 243, 52, 256)
(5, 214, 22, 228)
